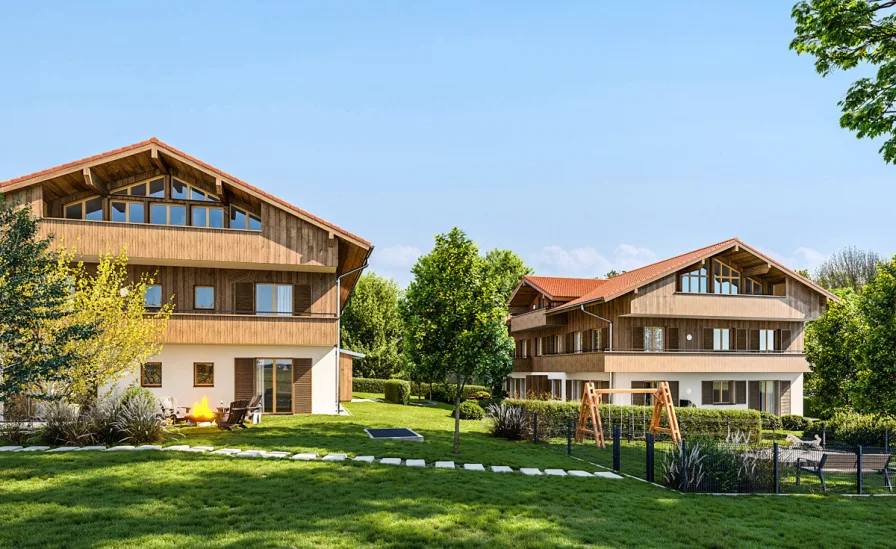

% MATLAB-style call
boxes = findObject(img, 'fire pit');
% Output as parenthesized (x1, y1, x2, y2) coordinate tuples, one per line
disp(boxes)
(186, 396, 218, 427)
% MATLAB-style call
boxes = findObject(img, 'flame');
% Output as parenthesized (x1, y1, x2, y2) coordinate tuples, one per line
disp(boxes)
(190, 396, 217, 422)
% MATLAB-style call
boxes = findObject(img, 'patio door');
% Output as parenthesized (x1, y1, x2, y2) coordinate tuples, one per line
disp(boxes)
(256, 359, 293, 413)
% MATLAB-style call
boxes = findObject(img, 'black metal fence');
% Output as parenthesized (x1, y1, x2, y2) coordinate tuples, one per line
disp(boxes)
(525, 411, 894, 495)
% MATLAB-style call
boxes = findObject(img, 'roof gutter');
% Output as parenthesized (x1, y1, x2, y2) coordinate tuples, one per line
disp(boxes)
(335, 246, 373, 414)
(580, 304, 612, 351)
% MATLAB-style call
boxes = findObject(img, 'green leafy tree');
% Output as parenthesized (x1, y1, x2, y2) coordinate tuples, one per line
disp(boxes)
(805, 288, 861, 415)
(605, 270, 625, 278)
(791, 1, 896, 163)
(483, 249, 534, 303)
(796, 269, 812, 280)
(852, 256, 896, 416)
(814, 246, 881, 291)
(340, 273, 404, 379)
(0, 197, 97, 408)
(402, 228, 513, 453)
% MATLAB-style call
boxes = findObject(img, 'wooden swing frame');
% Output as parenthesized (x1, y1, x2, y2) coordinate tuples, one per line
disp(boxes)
(575, 381, 681, 448)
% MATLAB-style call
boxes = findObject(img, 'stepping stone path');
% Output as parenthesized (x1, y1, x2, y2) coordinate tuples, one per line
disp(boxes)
(0, 444, 624, 482)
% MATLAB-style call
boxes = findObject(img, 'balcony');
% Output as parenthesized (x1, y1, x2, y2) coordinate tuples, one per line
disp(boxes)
(509, 307, 567, 333)
(161, 312, 337, 345)
(39, 218, 337, 272)
(603, 350, 810, 373)
(629, 291, 820, 321)
(514, 351, 605, 373)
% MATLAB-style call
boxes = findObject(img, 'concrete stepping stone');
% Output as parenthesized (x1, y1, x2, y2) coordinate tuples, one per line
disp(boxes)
(235, 450, 264, 458)
(291, 453, 319, 461)
(491, 466, 513, 473)
(47, 447, 80, 453)
(322, 453, 347, 461)
(106, 446, 136, 451)
(162, 445, 192, 452)
(353, 455, 375, 463)
(405, 459, 426, 467)
(463, 463, 485, 471)
(183, 446, 214, 453)
(379, 457, 402, 465)
(0, 446, 24, 452)
(135, 445, 162, 451)
(545, 469, 567, 476)
(17, 446, 51, 452)
(593, 472, 623, 479)
(212, 448, 242, 455)
(77, 446, 107, 451)
(435, 461, 455, 469)
(262, 451, 291, 459)
(566, 470, 593, 477)
(520, 468, 543, 476)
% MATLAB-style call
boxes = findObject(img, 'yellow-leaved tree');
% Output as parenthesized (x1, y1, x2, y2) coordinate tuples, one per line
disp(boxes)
(55, 247, 173, 405)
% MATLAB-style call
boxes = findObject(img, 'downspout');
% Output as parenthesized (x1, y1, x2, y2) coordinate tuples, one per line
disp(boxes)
(335, 248, 372, 414)
(580, 303, 614, 403)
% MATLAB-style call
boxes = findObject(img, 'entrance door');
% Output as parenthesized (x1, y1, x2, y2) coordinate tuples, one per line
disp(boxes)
(256, 359, 293, 413)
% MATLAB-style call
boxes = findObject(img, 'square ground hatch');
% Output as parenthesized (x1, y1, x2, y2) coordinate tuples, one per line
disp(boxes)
(364, 428, 424, 442)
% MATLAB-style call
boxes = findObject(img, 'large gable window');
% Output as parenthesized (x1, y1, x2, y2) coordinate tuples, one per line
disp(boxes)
(230, 205, 262, 231)
(712, 259, 740, 295)
(64, 197, 103, 221)
(192, 206, 225, 228)
(113, 178, 164, 198)
(681, 265, 708, 293)
(110, 201, 144, 223)
(150, 203, 186, 226)
(172, 178, 219, 202)
(744, 277, 762, 295)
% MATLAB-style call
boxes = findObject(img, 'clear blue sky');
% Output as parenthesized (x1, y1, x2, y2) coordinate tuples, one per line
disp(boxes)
(1, 2, 892, 286)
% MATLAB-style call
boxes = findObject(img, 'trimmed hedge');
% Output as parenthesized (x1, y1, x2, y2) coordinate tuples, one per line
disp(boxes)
(760, 412, 782, 431)
(384, 380, 411, 405)
(503, 399, 762, 441)
(781, 415, 810, 431)
(353, 378, 387, 394)
(453, 400, 485, 420)
(352, 378, 491, 404)
(804, 410, 896, 447)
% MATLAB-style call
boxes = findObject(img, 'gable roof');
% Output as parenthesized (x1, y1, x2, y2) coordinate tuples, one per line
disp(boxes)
(520, 275, 607, 300)
(549, 238, 838, 313)
(0, 137, 371, 248)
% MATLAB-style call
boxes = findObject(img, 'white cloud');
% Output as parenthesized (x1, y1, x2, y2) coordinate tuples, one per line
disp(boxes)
(372, 245, 421, 268)
(758, 246, 829, 274)
(528, 243, 657, 278)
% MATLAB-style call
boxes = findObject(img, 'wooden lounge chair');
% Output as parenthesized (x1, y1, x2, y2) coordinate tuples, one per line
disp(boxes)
(786, 433, 823, 450)
(217, 400, 250, 431)
(797, 452, 892, 492)
(242, 395, 263, 427)
(159, 396, 190, 423)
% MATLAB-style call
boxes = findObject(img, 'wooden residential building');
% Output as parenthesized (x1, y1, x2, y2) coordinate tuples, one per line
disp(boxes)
(1, 138, 372, 415)
(506, 239, 838, 416)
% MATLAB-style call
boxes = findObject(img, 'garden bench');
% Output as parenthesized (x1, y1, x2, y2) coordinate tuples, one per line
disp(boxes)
(797, 451, 892, 492)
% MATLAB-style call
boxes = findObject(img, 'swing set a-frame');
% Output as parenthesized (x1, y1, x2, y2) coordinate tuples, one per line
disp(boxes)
(575, 381, 681, 448)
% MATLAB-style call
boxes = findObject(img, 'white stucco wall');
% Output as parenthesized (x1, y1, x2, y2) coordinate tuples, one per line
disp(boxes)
(114, 344, 340, 414)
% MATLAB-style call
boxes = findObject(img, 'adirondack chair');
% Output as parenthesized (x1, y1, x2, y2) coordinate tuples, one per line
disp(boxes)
(217, 400, 250, 431)
(797, 451, 892, 492)
(158, 396, 190, 423)
(243, 395, 263, 426)
(785, 433, 823, 450)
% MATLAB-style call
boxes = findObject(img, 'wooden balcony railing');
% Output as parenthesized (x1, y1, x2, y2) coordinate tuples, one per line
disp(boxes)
(509, 307, 567, 333)
(161, 313, 337, 345)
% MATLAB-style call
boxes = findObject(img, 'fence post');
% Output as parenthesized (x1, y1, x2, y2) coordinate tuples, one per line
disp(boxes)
(822, 423, 826, 448)
(885, 430, 890, 454)
(613, 426, 621, 472)
(567, 418, 572, 456)
(533, 412, 538, 444)
(857, 446, 863, 495)
(646, 433, 655, 483)
(773, 442, 780, 495)
(680, 439, 688, 493)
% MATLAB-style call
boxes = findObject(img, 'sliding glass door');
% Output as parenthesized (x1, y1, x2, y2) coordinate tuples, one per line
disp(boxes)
(256, 359, 293, 413)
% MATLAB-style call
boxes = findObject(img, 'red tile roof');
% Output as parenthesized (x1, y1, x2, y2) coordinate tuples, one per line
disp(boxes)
(550, 238, 837, 313)
(522, 275, 607, 300)
(0, 137, 371, 247)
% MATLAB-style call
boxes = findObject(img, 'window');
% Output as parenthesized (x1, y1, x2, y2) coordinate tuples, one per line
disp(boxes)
(681, 265, 708, 293)
(644, 327, 664, 352)
(192, 206, 225, 228)
(111, 201, 144, 223)
(145, 285, 162, 308)
(141, 363, 162, 388)
(194, 286, 214, 310)
(172, 178, 219, 202)
(574, 332, 583, 353)
(713, 381, 733, 404)
(193, 363, 215, 387)
(64, 197, 104, 221)
(759, 329, 775, 352)
(537, 338, 543, 356)
(150, 203, 186, 226)
(551, 379, 562, 400)
(112, 178, 165, 198)
(712, 259, 740, 295)
(521, 339, 528, 358)
(643, 381, 660, 406)
(744, 277, 762, 295)
(592, 329, 602, 351)
(230, 206, 262, 231)
(713, 328, 731, 351)
(255, 283, 293, 316)
(759, 381, 777, 414)
(551, 334, 561, 354)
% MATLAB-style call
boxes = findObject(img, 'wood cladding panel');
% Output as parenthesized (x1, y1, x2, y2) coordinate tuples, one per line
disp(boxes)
(515, 353, 605, 373)
(292, 358, 313, 414)
(339, 353, 353, 402)
(162, 315, 337, 345)
(603, 352, 810, 373)
(234, 358, 255, 400)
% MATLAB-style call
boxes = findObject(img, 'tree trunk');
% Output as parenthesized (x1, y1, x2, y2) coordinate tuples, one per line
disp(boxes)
(453, 385, 461, 454)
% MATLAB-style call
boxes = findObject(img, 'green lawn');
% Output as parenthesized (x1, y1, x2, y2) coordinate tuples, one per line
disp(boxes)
(2, 399, 896, 548)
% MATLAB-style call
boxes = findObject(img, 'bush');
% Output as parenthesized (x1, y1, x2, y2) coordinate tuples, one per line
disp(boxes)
(39, 401, 96, 446)
(466, 390, 491, 401)
(453, 400, 485, 420)
(781, 415, 810, 431)
(804, 410, 896, 446)
(384, 380, 411, 405)
(354, 378, 492, 404)
(486, 403, 527, 440)
(760, 412, 782, 431)
(352, 378, 387, 394)
(662, 433, 774, 493)
(111, 388, 176, 445)
(503, 399, 763, 441)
